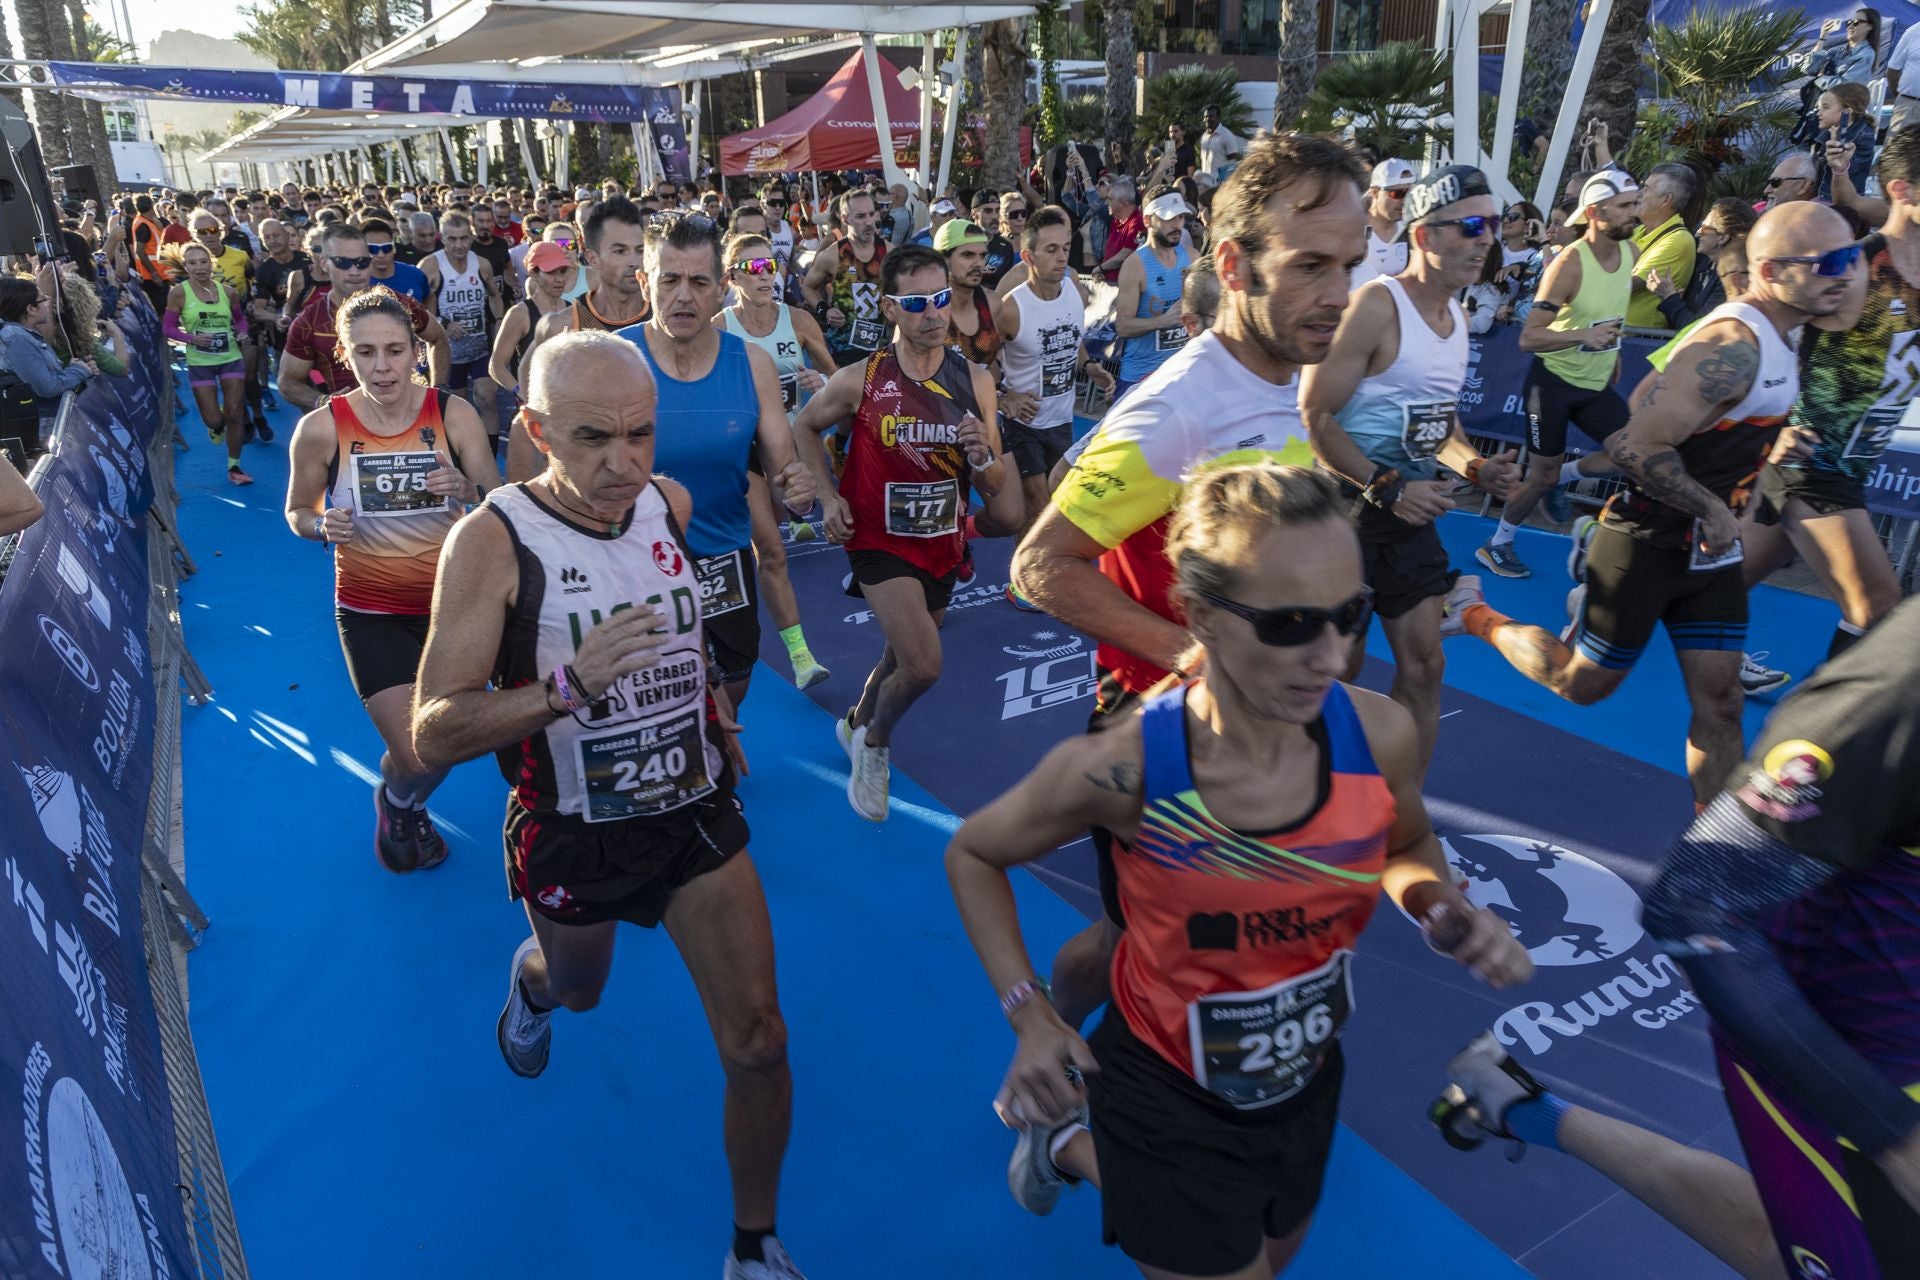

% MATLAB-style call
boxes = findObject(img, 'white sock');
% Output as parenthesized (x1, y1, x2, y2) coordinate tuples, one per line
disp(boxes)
(1048, 1121, 1088, 1174)
(1557, 459, 1585, 485)
(1838, 619, 1867, 636)
(1490, 518, 1519, 547)
(384, 784, 416, 809)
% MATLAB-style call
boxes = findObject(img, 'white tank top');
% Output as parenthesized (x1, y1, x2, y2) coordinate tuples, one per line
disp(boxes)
(1694, 301, 1799, 424)
(723, 303, 807, 414)
(485, 481, 722, 824)
(1333, 275, 1469, 479)
(429, 249, 490, 364)
(1000, 279, 1085, 429)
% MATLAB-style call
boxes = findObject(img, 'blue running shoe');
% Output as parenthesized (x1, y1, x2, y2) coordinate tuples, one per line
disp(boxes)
(1475, 541, 1531, 579)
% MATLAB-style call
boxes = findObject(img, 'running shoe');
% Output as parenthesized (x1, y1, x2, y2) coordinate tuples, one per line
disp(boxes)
(1437, 574, 1485, 640)
(835, 711, 857, 758)
(792, 656, 830, 690)
(1541, 482, 1573, 525)
(496, 936, 553, 1079)
(261, 387, 278, 411)
(1006, 1103, 1087, 1216)
(1561, 584, 1587, 645)
(1565, 515, 1598, 584)
(1474, 541, 1530, 579)
(722, 1237, 809, 1280)
(847, 725, 890, 822)
(207, 422, 225, 443)
(226, 465, 253, 486)
(1430, 1032, 1546, 1150)
(955, 543, 976, 589)
(787, 519, 816, 543)
(1740, 652, 1790, 697)
(254, 415, 276, 444)
(374, 786, 421, 873)
(406, 806, 449, 870)
(1005, 582, 1041, 612)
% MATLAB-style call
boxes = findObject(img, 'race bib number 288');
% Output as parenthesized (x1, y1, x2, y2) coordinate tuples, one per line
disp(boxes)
(1189, 949, 1354, 1109)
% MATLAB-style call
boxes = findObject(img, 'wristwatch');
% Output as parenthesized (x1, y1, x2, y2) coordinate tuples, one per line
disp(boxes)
(312, 514, 327, 542)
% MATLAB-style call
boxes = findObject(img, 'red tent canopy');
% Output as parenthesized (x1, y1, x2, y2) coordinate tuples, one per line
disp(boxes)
(720, 50, 924, 176)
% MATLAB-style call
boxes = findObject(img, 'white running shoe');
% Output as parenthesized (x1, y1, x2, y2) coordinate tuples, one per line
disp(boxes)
(1007, 1106, 1087, 1216)
(1438, 574, 1485, 639)
(722, 1236, 808, 1280)
(496, 936, 553, 1078)
(793, 656, 830, 689)
(1432, 1031, 1548, 1147)
(834, 711, 856, 758)
(1560, 584, 1587, 645)
(1740, 652, 1790, 696)
(1566, 515, 1599, 584)
(847, 725, 890, 822)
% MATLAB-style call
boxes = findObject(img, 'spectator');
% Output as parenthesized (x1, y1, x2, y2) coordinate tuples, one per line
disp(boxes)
(1627, 163, 1701, 327)
(1098, 175, 1144, 284)
(1805, 8, 1880, 89)
(1510, 196, 1579, 324)
(1765, 153, 1819, 208)
(1148, 121, 1197, 183)
(1195, 104, 1245, 182)
(1647, 197, 1757, 329)
(0, 277, 91, 459)
(1888, 13, 1920, 128)
(0, 447, 41, 535)
(1812, 81, 1877, 199)
(1461, 243, 1507, 336)
(971, 191, 1018, 289)
(42, 267, 127, 377)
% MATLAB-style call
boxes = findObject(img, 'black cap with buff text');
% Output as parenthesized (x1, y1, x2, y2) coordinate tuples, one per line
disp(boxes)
(1402, 165, 1493, 226)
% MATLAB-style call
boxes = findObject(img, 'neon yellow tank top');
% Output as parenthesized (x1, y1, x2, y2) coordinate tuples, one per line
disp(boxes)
(180, 281, 237, 368)
(1539, 239, 1636, 390)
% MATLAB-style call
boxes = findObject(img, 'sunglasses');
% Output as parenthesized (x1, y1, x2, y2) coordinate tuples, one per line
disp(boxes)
(1501, 208, 1524, 222)
(1005, 208, 1029, 221)
(648, 211, 716, 232)
(1385, 187, 1412, 199)
(1765, 243, 1863, 276)
(552, 237, 575, 248)
(365, 242, 396, 254)
(1848, 17, 1870, 24)
(887, 288, 952, 313)
(1424, 215, 1496, 238)
(1764, 176, 1808, 189)
(1198, 588, 1376, 647)
(328, 255, 374, 270)
(766, 201, 788, 209)
(732, 257, 778, 276)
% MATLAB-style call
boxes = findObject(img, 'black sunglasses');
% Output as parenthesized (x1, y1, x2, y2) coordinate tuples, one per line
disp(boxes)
(328, 254, 373, 270)
(1198, 588, 1375, 647)
(1005, 208, 1029, 221)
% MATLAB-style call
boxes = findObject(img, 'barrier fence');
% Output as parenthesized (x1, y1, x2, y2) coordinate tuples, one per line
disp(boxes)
(1, 296, 245, 1279)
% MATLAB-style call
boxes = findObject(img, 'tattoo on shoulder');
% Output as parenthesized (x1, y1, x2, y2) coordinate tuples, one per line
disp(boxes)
(1694, 340, 1758, 405)
(1084, 762, 1143, 794)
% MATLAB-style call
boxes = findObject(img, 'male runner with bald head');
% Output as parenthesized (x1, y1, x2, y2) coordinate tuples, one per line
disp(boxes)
(1446, 201, 1865, 809)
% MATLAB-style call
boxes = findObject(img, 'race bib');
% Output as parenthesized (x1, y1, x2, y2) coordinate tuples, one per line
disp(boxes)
(198, 331, 232, 355)
(779, 373, 799, 412)
(351, 451, 448, 517)
(575, 706, 715, 823)
(850, 282, 885, 351)
(885, 479, 960, 538)
(1154, 324, 1190, 354)
(1042, 353, 1076, 399)
(694, 550, 750, 617)
(850, 318, 887, 351)
(1189, 949, 1354, 1109)
(1842, 402, 1905, 462)
(1402, 400, 1455, 460)
(1688, 519, 1745, 573)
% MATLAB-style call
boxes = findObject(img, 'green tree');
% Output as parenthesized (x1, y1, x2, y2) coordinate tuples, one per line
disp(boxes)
(1644, 4, 1806, 172)
(1032, 0, 1066, 150)
(240, 0, 422, 70)
(981, 17, 1029, 190)
(1272, 0, 1320, 127)
(76, 14, 132, 61)
(1141, 65, 1256, 149)
(1301, 41, 1449, 159)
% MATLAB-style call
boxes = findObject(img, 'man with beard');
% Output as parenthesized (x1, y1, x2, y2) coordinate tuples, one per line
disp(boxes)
(802, 188, 889, 369)
(938, 219, 1004, 376)
(1111, 186, 1196, 402)
(469, 202, 519, 304)
(1477, 171, 1643, 578)
(1446, 202, 1863, 812)
(971, 191, 1018, 290)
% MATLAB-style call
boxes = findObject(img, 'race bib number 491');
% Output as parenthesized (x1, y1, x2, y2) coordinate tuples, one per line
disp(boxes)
(1189, 949, 1354, 1109)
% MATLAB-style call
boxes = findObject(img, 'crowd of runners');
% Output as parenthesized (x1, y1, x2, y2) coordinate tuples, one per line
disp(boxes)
(16, 114, 1919, 1280)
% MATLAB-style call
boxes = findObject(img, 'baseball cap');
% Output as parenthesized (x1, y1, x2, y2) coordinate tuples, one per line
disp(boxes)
(933, 218, 991, 252)
(526, 241, 571, 273)
(1370, 158, 1417, 190)
(1144, 190, 1193, 221)
(1401, 165, 1493, 227)
(931, 197, 959, 216)
(1568, 169, 1640, 226)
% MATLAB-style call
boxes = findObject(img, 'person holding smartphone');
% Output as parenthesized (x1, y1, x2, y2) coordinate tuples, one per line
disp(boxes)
(1813, 82, 1877, 200)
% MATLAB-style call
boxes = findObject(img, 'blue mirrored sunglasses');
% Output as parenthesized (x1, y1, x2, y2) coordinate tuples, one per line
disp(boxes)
(886, 289, 952, 313)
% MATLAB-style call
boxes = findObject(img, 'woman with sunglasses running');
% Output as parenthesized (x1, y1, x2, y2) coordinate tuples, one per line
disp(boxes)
(166, 242, 253, 484)
(947, 461, 1530, 1280)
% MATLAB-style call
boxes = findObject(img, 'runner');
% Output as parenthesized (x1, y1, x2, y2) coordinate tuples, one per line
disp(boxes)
(515, 198, 654, 420)
(487, 240, 577, 416)
(247, 217, 305, 439)
(948, 461, 1530, 1278)
(130, 194, 168, 311)
(190, 211, 253, 301)
(362, 217, 430, 302)
(1009, 131, 1368, 1035)
(1436, 597, 1920, 1280)
(283, 288, 497, 873)
(1111, 185, 1195, 401)
(1742, 126, 1920, 664)
(1301, 165, 1523, 778)
(801, 189, 889, 370)
(468, 201, 518, 302)
(423, 210, 506, 443)
(615, 212, 817, 710)
(998, 204, 1116, 599)
(791, 244, 1024, 821)
(971, 192, 1019, 290)
(1349, 158, 1413, 288)
(1444, 201, 1860, 811)
(165, 243, 253, 485)
(409, 331, 807, 1280)
(280, 223, 451, 410)
(1478, 171, 1642, 578)
(717, 229, 836, 691)
(937, 218, 1005, 374)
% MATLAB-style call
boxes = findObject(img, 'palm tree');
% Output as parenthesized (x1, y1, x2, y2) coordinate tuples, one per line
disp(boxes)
(1302, 41, 1449, 158)
(77, 15, 134, 61)
(1520, 0, 1577, 129)
(16, 0, 76, 164)
(1103, 0, 1136, 166)
(1272, 0, 1320, 128)
(0, 0, 23, 110)
(981, 17, 1029, 190)
(64, 0, 115, 178)
(1578, 0, 1653, 147)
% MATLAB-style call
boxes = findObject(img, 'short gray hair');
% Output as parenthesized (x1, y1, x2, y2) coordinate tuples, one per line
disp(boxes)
(524, 330, 652, 413)
(408, 211, 438, 236)
(1108, 175, 1137, 204)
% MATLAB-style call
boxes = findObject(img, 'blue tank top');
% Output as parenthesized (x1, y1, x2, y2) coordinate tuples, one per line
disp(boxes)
(1118, 243, 1191, 383)
(618, 324, 759, 556)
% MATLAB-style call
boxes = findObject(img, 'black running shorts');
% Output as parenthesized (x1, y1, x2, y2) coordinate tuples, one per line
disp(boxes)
(1088, 1010, 1344, 1275)
(503, 781, 748, 928)
(1351, 504, 1454, 619)
(1573, 523, 1748, 670)
(445, 356, 491, 391)
(335, 607, 430, 700)
(1001, 420, 1075, 480)
(696, 547, 762, 686)
(1524, 361, 1630, 457)
(845, 547, 959, 613)
(1753, 464, 1867, 526)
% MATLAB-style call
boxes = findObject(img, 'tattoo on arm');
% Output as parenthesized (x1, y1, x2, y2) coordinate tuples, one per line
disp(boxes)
(1609, 440, 1725, 519)
(1692, 340, 1757, 406)
(1084, 762, 1143, 794)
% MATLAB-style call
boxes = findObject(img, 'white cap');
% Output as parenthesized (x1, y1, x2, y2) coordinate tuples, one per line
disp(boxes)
(931, 197, 959, 215)
(1370, 158, 1417, 189)
(1568, 169, 1640, 226)
(1144, 190, 1193, 221)
(398, 191, 418, 206)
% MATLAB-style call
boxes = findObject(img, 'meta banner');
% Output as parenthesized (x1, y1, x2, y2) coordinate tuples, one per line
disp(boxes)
(0, 298, 200, 1279)
(1457, 322, 1920, 521)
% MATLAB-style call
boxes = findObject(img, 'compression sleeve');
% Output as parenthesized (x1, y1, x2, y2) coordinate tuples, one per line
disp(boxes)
(162, 309, 189, 343)
(1643, 794, 1920, 1155)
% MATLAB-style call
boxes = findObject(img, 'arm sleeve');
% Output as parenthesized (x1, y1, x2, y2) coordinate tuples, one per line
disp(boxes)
(162, 309, 189, 343)
(1644, 794, 1920, 1154)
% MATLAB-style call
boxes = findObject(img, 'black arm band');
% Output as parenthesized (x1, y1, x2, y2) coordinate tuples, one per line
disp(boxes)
(1533, 300, 1562, 314)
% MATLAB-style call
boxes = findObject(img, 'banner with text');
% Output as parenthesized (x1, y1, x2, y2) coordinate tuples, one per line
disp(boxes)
(0, 299, 200, 1279)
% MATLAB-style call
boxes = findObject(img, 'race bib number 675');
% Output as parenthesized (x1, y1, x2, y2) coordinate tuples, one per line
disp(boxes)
(1189, 949, 1354, 1109)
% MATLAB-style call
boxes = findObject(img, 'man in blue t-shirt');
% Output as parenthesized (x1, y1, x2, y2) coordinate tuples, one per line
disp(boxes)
(364, 217, 430, 302)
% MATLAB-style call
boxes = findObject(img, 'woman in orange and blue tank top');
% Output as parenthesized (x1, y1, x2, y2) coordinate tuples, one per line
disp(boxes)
(947, 462, 1533, 1280)
(284, 286, 501, 875)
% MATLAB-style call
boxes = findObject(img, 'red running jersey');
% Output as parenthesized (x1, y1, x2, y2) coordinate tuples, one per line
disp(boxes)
(841, 346, 983, 579)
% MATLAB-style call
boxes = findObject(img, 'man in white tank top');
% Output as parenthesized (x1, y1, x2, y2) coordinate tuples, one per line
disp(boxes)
(1302, 166, 1523, 778)
(410, 332, 809, 1280)
(1444, 202, 1863, 809)
(423, 209, 505, 435)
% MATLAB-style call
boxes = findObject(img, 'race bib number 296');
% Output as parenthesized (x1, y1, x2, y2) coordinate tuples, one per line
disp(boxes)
(1189, 949, 1354, 1109)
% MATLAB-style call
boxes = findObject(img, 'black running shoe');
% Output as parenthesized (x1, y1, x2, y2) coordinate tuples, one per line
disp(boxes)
(373, 787, 421, 873)
(254, 415, 276, 444)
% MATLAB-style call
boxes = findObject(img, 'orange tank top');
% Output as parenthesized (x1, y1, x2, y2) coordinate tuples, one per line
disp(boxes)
(324, 390, 459, 615)
(1110, 681, 1394, 1110)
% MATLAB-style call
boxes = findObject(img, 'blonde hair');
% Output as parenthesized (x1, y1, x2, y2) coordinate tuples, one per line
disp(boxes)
(1164, 463, 1345, 599)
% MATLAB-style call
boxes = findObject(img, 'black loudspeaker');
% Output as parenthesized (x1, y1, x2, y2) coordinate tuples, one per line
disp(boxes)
(0, 99, 60, 257)
(52, 164, 101, 205)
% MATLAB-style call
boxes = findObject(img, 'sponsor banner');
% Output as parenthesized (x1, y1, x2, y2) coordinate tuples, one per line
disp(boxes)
(0, 298, 198, 1277)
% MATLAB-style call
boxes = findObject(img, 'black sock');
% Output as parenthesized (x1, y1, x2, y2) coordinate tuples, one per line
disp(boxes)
(1828, 621, 1867, 659)
(732, 1224, 773, 1263)
(517, 975, 555, 1014)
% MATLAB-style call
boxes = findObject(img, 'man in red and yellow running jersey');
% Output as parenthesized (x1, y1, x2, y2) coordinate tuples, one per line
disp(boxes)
(794, 245, 1026, 822)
